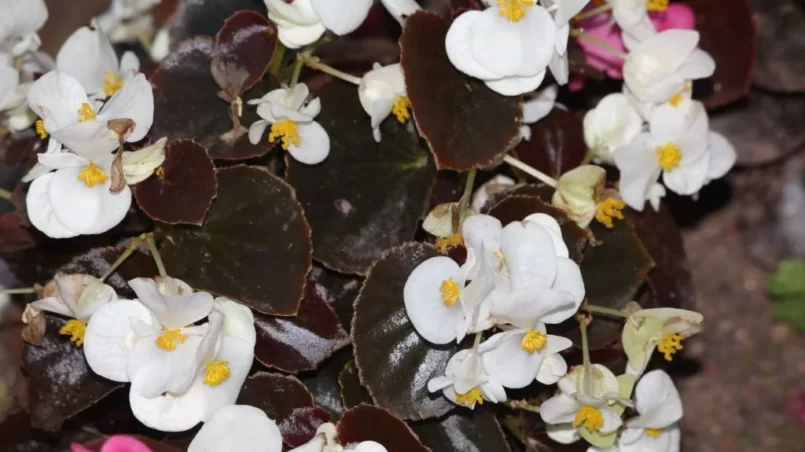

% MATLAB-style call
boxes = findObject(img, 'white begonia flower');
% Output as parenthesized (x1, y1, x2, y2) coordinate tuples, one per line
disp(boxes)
(130, 297, 256, 432)
(614, 101, 735, 211)
(552, 165, 627, 230)
(5, 83, 39, 132)
(291, 422, 388, 452)
(56, 19, 141, 98)
(0, 54, 19, 111)
(248, 84, 330, 165)
(609, 0, 663, 43)
(29, 274, 117, 346)
(622, 307, 703, 375)
(264, 0, 373, 49)
(0, 0, 47, 56)
(380, 0, 422, 25)
(97, 0, 160, 41)
(427, 348, 506, 409)
(543, 0, 590, 86)
(27, 70, 153, 158)
(541, 364, 626, 443)
(122, 137, 168, 185)
(479, 321, 573, 389)
(84, 298, 153, 381)
(358, 63, 409, 142)
(445, 1, 557, 96)
(622, 29, 715, 104)
(189, 405, 282, 452)
(470, 175, 515, 212)
(520, 85, 558, 141)
(584, 93, 643, 165)
(611, 370, 683, 452)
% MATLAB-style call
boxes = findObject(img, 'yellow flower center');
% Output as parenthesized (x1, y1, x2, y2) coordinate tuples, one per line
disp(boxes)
(455, 386, 484, 407)
(521, 329, 547, 353)
(392, 96, 411, 123)
(59, 319, 87, 346)
(77, 161, 109, 187)
(645, 428, 664, 438)
(155, 329, 189, 351)
(655, 143, 682, 170)
(436, 233, 464, 253)
(657, 333, 684, 361)
(646, 0, 669, 12)
(103, 71, 125, 97)
(573, 405, 604, 432)
(440, 277, 460, 306)
(595, 197, 626, 229)
(497, 0, 534, 22)
(268, 119, 301, 150)
(669, 85, 691, 107)
(78, 102, 97, 123)
(203, 361, 231, 386)
(35, 119, 48, 139)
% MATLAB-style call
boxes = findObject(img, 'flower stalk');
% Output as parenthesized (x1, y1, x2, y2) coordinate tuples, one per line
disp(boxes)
(145, 233, 167, 278)
(571, 29, 628, 59)
(503, 155, 558, 188)
(586, 304, 630, 318)
(100, 237, 145, 282)
(302, 56, 361, 86)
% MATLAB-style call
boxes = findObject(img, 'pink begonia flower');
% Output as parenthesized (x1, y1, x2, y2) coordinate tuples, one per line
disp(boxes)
(71, 435, 153, 452)
(575, 4, 696, 83)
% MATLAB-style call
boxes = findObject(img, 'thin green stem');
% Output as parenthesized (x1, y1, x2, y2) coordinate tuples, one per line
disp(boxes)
(473, 332, 483, 348)
(455, 169, 478, 233)
(304, 58, 361, 85)
(0, 187, 12, 201)
(503, 155, 558, 188)
(270, 42, 287, 77)
(574, 3, 613, 21)
(572, 30, 628, 60)
(578, 314, 593, 395)
(145, 233, 167, 278)
(290, 51, 309, 87)
(100, 238, 143, 282)
(586, 304, 630, 318)
(1, 287, 36, 295)
(506, 400, 541, 414)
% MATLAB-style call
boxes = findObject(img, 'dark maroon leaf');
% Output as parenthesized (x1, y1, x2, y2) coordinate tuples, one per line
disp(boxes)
(168, 0, 265, 45)
(337, 405, 428, 452)
(285, 81, 436, 275)
(513, 109, 586, 178)
(0, 212, 36, 252)
(254, 278, 350, 373)
(150, 38, 276, 160)
(746, 0, 803, 92)
(134, 140, 217, 225)
(212, 11, 277, 98)
(24, 314, 122, 431)
(53, 246, 160, 299)
(352, 243, 457, 420)
(310, 265, 363, 332)
(400, 12, 522, 171)
(411, 409, 511, 452)
(685, 0, 755, 107)
(299, 348, 353, 417)
(236, 372, 315, 422)
(280, 406, 333, 447)
(339, 360, 373, 410)
(2, 128, 43, 168)
(161, 165, 312, 315)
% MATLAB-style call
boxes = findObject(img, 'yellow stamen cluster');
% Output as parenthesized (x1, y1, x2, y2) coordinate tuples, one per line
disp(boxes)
(77, 161, 109, 187)
(657, 333, 684, 361)
(204, 361, 232, 386)
(436, 233, 464, 253)
(497, 0, 534, 22)
(59, 319, 87, 346)
(645, 428, 664, 438)
(595, 197, 626, 229)
(440, 278, 460, 306)
(392, 96, 411, 123)
(647, 0, 669, 12)
(35, 119, 48, 139)
(670, 85, 691, 107)
(268, 119, 301, 150)
(103, 71, 125, 97)
(521, 329, 547, 353)
(573, 405, 604, 432)
(455, 387, 484, 407)
(156, 329, 189, 351)
(78, 102, 97, 123)
(656, 143, 682, 170)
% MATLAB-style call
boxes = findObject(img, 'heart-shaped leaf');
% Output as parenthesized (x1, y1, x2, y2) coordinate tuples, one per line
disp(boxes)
(352, 243, 457, 420)
(285, 81, 437, 275)
(336, 405, 429, 452)
(0, 212, 36, 253)
(24, 314, 122, 431)
(134, 140, 217, 225)
(150, 38, 276, 160)
(161, 165, 312, 315)
(254, 278, 350, 373)
(411, 409, 511, 452)
(212, 11, 277, 99)
(745, 0, 804, 92)
(400, 11, 522, 171)
(513, 109, 586, 178)
(168, 0, 266, 45)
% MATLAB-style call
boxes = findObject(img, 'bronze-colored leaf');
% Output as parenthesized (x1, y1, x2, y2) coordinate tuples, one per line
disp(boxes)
(254, 278, 350, 373)
(285, 81, 436, 275)
(2, 128, 43, 168)
(299, 348, 353, 417)
(411, 408, 511, 452)
(212, 11, 277, 98)
(161, 165, 312, 315)
(310, 264, 363, 332)
(339, 360, 372, 410)
(53, 246, 159, 299)
(352, 243, 457, 420)
(281, 406, 333, 447)
(745, 0, 803, 92)
(336, 405, 429, 452)
(513, 109, 586, 178)
(400, 11, 522, 171)
(24, 314, 122, 431)
(0, 212, 36, 253)
(236, 372, 315, 422)
(134, 140, 217, 225)
(168, 0, 265, 45)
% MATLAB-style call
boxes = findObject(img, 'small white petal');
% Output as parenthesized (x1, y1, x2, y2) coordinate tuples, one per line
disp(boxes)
(613, 133, 662, 211)
(536, 353, 568, 385)
(485, 71, 547, 97)
(84, 300, 152, 382)
(128, 278, 215, 329)
(288, 121, 330, 165)
(445, 11, 501, 80)
(189, 405, 282, 452)
(403, 257, 464, 344)
(706, 132, 736, 180)
(249, 119, 270, 145)
(627, 370, 683, 429)
(25, 171, 80, 239)
(309, 0, 372, 35)
(540, 393, 581, 425)
(56, 21, 119, 95)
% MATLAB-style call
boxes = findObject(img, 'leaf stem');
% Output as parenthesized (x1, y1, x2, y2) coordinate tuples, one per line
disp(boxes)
(270, 42, 286, 77)
(574, 3, 613, 21)
(502, 155, 558, 188)
(303, 57, 362, 86)
(586, 304, 630, 318)
(100, 238, 144, 282)
(578, 314, 593, 395)
(0, 287, 36, 295)
(506, 399, 541, 413)
(571, 30, 628, 60)
(290, 50, 309, 87)
(145, 233, 167, 278)
(456, 168, 478, 232)
(0, 187, 12, 201)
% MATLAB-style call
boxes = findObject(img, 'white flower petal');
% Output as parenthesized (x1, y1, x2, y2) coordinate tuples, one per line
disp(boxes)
(84, 299, 151, 382)
(662, 152, 708, 196)
(632, 29, 699, 73)
(546, 423, 580, 444)
(99, 73, 154, 144)
(380, 0, 422, 24)
(481, 329, 545, 388)
(522, 213, 568, 258)
(309, 0, 372, 35)
(128, 333, 205, 398)
(288, 121, 330, 165)
(445, 11, 501, 80)
(248, 119, 270, 145)
(128, 278, 215, 329)
(119, 51, 141, 74)
(56, 21, 119, 95)
(540, 393, 581, 425)
(275, 19, 326, 50)
(403, 257, 465, 344)
(613, 133, 662, 211)
(628, 370, 682, 429)
(25, 172, 80, 239)
(484, 71, 547, 97)
(194, 335, 255, 421)
(536, 352, 568, 385)
(0, 0, 47, 52)
(523, 85, 557, 124)
(30, 296, 72, 317)
(26, 70, 87, 130)
(599, 407, 623, 434)
(502, 221, 557, 291)
(676, 49, 715, 80)
(706, 131, 736, 180)
(188, 405, 282, 452)
(0, 61, 19, 110)
(584, 93, 644, 162)
(129, 380, 208, 432)
(38, 151, 87, 169)
(540, 257, 585, 324)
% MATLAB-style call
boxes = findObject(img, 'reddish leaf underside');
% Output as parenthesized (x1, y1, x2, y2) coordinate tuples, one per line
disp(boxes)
(336, 405, 429, 452)
(513, 108, 586, 179)
(212, 11, 278, 98)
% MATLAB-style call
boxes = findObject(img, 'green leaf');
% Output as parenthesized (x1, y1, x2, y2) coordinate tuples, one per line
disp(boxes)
(772, 298, 805, 332)
(579, 425, 618, 449)
(768, 259, 805, 298)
